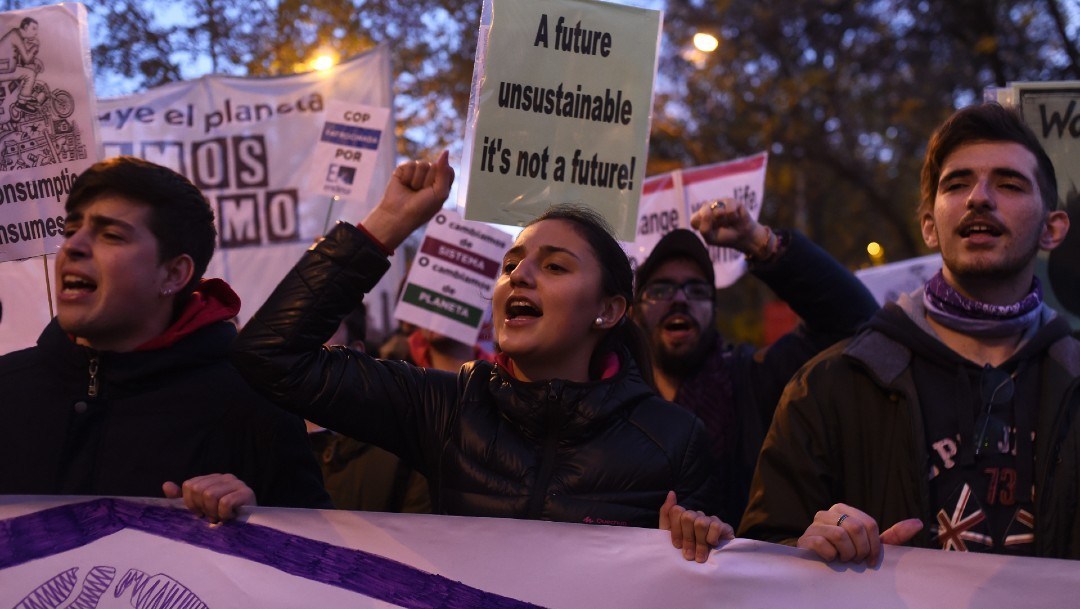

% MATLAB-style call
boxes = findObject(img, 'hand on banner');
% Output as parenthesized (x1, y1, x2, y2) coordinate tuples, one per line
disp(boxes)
(659, 490, 734, 563)
(797, 503, 923, 566)
(362, 150, 456, 251)
(163, 473, 257, 523)
(690, 197, 776, 260)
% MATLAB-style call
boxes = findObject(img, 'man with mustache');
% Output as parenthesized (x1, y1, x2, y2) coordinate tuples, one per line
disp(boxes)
(632, 199, 878, 527)
(739, 103, 1079, 562)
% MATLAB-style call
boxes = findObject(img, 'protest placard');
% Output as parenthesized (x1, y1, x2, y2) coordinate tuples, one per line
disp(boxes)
(305, 100, 391, 202)
(394, 208, 511, 346)
(992, 82, 1080, 327)
(0, 3, 98, 263)
(625, 152, 768, 288)
(0, 46, 400, 356)
(459, 0, 662, 240)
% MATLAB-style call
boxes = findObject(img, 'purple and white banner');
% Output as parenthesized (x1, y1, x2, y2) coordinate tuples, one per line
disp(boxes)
(1, 496, 1077, 608)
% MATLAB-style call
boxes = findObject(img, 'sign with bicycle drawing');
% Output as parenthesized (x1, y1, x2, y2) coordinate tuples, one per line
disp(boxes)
(0, 3, 98, 262)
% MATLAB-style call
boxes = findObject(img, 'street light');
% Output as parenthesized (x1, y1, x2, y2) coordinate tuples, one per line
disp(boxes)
(867, 241, 885, 266)
(693, 32, 719, 53)
(311, 54, 336, 71)
(682, 32, 718, 68)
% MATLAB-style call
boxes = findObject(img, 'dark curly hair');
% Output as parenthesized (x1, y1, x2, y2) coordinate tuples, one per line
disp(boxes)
(65, 156, 217, 308)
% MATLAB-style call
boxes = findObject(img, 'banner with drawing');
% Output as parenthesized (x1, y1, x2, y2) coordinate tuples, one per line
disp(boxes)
(1, 497, 1078, 609)
(0, 3, 98, 263)
(0, 46, 399, 356)
(393, 208, 510, 346)
(459, 0, 662, 241)
(625, 152, 768, 288)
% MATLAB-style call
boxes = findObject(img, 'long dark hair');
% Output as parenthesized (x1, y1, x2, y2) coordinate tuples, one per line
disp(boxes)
(526, 205, 654, 385)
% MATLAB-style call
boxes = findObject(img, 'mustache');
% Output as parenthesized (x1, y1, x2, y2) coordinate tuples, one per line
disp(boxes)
(660, 304, 700, 330)
(957, 211, 1007, 235)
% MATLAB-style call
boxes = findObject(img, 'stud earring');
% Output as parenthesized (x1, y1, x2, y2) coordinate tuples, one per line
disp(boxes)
(161, 287, 173, 296)
(594, 316, 604, 327)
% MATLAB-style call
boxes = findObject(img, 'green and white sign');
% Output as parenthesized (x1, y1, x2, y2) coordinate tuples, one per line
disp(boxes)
(459, 0, 662, 241)
(394, 209, 511, 345)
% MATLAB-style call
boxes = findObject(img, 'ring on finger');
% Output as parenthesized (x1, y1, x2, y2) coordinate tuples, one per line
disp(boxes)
(836, 514, 849, 527)
(710, 200, 725, 211)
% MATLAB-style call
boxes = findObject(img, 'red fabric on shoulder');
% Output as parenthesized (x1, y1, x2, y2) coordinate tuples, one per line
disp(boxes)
(135, 278, 241, 351)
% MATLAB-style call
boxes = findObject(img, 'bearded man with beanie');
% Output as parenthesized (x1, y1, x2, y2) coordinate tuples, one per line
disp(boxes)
(632, 199, 879, 527)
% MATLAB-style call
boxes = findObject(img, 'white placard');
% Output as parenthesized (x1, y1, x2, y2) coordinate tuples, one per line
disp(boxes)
(305, 100, 390, 201)
(0, 3, 99, 262)
(394, 208, 512, 346)
(624, 152, 768, 288)
(459, 0, 662, 240)
(855, 253, 943, 304)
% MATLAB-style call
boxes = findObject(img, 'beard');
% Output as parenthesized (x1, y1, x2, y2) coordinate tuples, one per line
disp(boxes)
(651, 326, 717, 379)
(943, 228, 1042, 285)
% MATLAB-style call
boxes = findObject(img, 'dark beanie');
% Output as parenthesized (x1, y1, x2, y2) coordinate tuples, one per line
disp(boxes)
(634, 229, 715, 295)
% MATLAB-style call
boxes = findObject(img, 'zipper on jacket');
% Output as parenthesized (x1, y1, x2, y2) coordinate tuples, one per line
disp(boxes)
(87, 354, 100, 397)
(526, 380, 563, 520)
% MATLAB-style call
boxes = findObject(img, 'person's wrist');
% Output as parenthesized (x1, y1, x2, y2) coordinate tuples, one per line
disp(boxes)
(744, 225, 777, 261)
(360, 206, 409, 251)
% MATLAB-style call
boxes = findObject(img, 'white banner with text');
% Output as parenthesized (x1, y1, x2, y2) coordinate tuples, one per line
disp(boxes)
(0, 47, 399, 355)
(1, 497, 1077, 609)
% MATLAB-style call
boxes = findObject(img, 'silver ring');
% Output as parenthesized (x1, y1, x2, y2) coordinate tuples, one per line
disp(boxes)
(710, 200, 725, 211)
(836, 514, 849, 527)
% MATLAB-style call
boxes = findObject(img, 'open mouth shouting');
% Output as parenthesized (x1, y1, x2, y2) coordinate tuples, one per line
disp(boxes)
(660, 313, 698, 342)
(504, 296, 542, 326)
(59, 272, 97, 300)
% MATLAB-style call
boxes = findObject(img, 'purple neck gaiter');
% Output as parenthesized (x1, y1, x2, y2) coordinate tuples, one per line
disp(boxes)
(923, 270, 1043, 338)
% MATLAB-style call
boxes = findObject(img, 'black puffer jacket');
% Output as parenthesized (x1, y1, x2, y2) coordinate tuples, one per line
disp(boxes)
(233, 222, 721, 527)
(0, 318, 330, 509)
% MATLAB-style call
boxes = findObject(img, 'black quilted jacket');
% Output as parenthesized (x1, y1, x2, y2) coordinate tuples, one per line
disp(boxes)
(233, 222, 721, 527)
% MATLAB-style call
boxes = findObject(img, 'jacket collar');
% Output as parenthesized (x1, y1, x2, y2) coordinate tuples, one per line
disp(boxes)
(486, 349, 651, 441)
(844, 303, 1080, 386)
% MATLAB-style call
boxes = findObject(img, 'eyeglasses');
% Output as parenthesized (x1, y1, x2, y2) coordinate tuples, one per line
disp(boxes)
(973, 365, 1015, 457)
(640, 280, 714, 302)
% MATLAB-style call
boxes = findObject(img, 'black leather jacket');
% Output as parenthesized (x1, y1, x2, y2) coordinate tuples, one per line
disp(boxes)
(234, 222, 721, 527)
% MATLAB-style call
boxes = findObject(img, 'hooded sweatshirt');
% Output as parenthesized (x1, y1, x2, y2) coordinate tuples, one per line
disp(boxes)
(864, 296, 1071, 555)
(0, 279, 330, 508)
